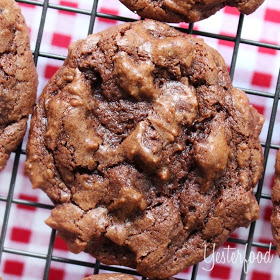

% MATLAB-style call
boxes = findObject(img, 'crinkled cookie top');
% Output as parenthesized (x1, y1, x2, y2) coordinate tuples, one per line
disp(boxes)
(119, 0, 265, 23)
(25, 20, 264, 279)
(271, 150, 280, 255)
(82, 273, 138, 280)
(0, 0, 37, 169)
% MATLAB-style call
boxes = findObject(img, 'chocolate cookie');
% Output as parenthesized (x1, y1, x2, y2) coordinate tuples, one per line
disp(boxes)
(25, 20, 264, 279)
(82, 274, 138, 280)
(271, 150, 280, 254)
(119, 0, 265, 23)
(0, 0, 37, 170)
(82, 274, 175, 280)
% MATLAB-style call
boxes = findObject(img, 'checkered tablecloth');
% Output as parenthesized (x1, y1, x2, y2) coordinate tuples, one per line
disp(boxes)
(0, 0, 280, 279)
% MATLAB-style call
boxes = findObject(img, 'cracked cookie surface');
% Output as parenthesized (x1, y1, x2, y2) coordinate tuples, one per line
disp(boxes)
(82, 273, 175, 280)
(120, 0, 265, 23)
(271, 150, 280, 255)
(25, 20, 264, 279)
(82, 274, 138, 280)
(0, 0, 37, 170)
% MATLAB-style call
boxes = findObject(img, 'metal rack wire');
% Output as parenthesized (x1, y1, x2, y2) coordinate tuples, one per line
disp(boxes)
(0, 0, 279, 279)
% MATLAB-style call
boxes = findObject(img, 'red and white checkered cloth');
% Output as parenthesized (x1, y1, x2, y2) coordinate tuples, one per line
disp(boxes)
(1, 0, 280, 279)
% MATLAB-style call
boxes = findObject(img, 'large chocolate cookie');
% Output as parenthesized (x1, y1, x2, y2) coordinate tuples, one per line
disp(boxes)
(25, 20, 264, 278)
(82, 274, 138, 280)
(271, 150, 280, 254)
(0, 0, 37, 169)
(82, 274, 174, 280)
(120, 0, 264, 23)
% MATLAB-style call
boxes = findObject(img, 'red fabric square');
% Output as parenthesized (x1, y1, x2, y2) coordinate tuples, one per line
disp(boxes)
(183, 266, 191, 273)
(19, 2, 36, 9)
(229, 232, 239, 239)
(258, 237, 274, 245)
(218, 32, 235, 48)
(49, 267, 65, 280)
(179, 22, 190, 30)
(98, 7, 119, 24)
(251, 72, 272, 88)
(11, 227, 31, 243)
(263, 205, 272, 222)
(59, 0, 78, 15)
(264, 8, 280, 24)
(178, 22, 199, 36)
(256, 238, 275, 255)
(251, 271, 271, 280)
(17, 194, 38, 211)
(258, 40, 278, 55)
(45, 65, 60, 79)
(54, 236, 68, 251)
(210, 264, 231, 279)
(223, 6, 239, 16)
(223, 240, 237, 249)
(252, 104, 265, 115)
(51, 33, 72, 49)
(4, 260, 24, 276)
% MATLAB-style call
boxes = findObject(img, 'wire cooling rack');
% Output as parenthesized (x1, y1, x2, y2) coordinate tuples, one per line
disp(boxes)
(0, 0, 280, 279)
